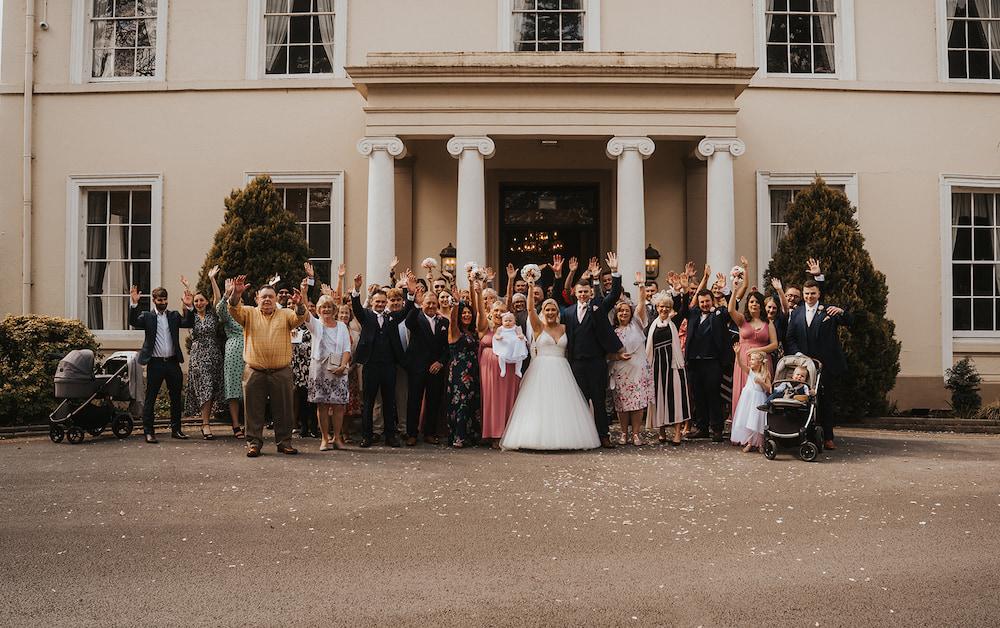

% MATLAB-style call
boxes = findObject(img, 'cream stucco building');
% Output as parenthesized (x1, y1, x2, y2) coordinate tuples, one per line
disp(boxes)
(2, 0, 1000, 408)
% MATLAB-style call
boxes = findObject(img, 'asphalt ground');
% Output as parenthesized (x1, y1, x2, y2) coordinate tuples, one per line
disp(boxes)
(1, 428, 998, 627)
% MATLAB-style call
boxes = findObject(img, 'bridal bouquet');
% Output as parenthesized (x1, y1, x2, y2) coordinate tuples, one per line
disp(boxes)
(520, 263, 541, 284)
(421, 257, 438, 271)
(471, 266, 488, 282)
(730, 265, 744, 283)
(464, 261, 478, 275)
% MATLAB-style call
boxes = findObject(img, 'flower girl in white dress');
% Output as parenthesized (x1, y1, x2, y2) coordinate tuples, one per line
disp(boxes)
(729, 343, 771, 453)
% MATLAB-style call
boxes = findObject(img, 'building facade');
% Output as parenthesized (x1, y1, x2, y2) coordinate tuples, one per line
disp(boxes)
(1, 0, 999, 408)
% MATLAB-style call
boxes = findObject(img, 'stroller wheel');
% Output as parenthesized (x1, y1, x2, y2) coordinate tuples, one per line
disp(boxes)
(66, 426, 85, 445)
(49, 425, 65, 444)
(113, 415, 134, 439)
(799, 441, 819, 462)
(763, 439, 777, 460)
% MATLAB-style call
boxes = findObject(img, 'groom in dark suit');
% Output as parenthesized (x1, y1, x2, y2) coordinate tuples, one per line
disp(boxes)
(785, 279, 854, 450)
(128, 285, 194, 444)
(404, 292, 450, 446)
(685, 288, 732, 442)
(562, 252, 623, 448)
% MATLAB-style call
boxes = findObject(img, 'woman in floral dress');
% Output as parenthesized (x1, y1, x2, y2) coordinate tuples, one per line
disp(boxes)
(609, 272, 654, 446)
(305, 292, 352, 452)
(291, 307, 317, 439)
(447, 298, 480, 448)
(214, 275, 245, 438)
(183, 270, 224, 439)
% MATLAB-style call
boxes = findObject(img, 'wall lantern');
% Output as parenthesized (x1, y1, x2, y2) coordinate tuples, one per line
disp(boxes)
(440, 243, 457, 274)
(644, 244, 661, 280)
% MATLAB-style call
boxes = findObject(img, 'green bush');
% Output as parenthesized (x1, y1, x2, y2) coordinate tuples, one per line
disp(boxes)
(0, 315, 100, 425)
(945, 357, 981, 418)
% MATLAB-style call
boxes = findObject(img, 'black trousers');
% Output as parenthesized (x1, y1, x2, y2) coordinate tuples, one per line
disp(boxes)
(295, 386, 316, 434)
(406, 364, 446, 438)
(688, 358, 723, 434)
(817, 374, 839, 441)
(142, 357, 183, 434)
(570, 357, 611, 438)
(362, 362, 397, 439)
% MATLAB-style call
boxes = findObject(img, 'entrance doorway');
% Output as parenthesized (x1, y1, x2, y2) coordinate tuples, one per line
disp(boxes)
(498, 183, 600, 293)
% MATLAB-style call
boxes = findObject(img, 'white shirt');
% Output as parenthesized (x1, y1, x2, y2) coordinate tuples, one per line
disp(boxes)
(152, 309, 173, 358)
(577, 301, 589, 323)
(699, 312, 709, 325)
(398, 320, 410, 351)
(425, 313, 438, 330)
(376, 311, 386, 328)
(806, 304, 818, 326)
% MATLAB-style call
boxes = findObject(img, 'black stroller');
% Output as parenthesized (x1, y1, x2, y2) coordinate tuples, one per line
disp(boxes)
(762, 354, 824, 462)
(49, 350, 138, 444)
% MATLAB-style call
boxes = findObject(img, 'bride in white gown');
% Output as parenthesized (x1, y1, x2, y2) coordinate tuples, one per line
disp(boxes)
(500, 282, 600, 451)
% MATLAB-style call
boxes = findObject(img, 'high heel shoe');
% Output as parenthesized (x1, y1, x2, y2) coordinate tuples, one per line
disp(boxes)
(617, 433, 628, 446)
(232, 426, 245, 439)
(632, 434, 642, 447)
(201, 427, 214, 440)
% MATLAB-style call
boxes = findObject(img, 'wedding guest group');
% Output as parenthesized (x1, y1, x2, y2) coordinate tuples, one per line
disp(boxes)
(126, 247, 854, 456)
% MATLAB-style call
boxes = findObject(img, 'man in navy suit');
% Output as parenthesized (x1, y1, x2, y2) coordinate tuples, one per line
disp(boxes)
(785, 279, 854, 449)
(561, 252, 623, 448)
(351, 271, 415, 448)
(128, 284, 195, 443)
(404, 292, 450, 446)
(685, 288, 732, 442)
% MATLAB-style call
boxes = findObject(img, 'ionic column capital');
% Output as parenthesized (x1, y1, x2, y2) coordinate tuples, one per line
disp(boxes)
(357, 136, 407, 159)
(697, 137, 746, 160)
(447, 136, 496, 159)
(606, 136, 655, 160)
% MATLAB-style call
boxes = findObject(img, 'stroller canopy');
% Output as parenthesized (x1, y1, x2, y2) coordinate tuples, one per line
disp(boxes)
(55, 349, 96, 383)
(774, 354, 819, 389)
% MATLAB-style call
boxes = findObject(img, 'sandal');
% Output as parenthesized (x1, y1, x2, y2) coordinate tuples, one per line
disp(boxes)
(632, 434, 642, 447)
(617, 433, 628, 446)
(742, 443, 754, 453)
(658, 432, 667, 443)
(201, 427, 214, 440)
(453, 438, 464, 449)
(232, 426, 245, 439)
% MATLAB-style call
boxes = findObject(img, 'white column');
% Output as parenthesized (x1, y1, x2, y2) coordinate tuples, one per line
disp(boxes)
(447, 136, 495, 288)
(606, 136, 655, 286)
(357, 136, 406, 285)
(697, 137, 745, 277)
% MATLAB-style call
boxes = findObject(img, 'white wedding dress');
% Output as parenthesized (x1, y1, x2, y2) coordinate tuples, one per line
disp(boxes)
(500, 329, 601, 451)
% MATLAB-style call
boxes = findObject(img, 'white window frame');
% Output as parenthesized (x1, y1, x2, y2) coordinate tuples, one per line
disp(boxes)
(497, 0, 600, 52)
(246, 0, 348, 80)
(244, 171, 345, 275)
(936, 0, 1000, 84)
(940, 175, 1000, 378)
(0, 0, 5, 84)
(69, 0, 169, 84)
(65, 174, 163, 341)
(752, 0, 856, 80)
(755, 171, 859, 284)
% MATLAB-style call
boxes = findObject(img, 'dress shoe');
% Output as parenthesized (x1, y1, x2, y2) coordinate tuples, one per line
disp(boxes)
(246, 445, 261, 458)
(685, 427, 706, 439)
(405, 436, 417, 446)
(600, 436, 615, 449)
(424, 436, 439, 445)
(824, 439, 836, 450)
(360, 437, 373, 448)
(145, 433, 159, 444)
(386, 435, 401, 448)
(277, 445, 299, 455)
(171, 430, 189, 440)
(711, 431, 725, 443)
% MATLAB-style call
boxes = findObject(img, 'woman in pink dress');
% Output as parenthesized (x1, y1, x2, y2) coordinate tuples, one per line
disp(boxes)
(474, 286, 521, 449)
(727, 258, 778, 442)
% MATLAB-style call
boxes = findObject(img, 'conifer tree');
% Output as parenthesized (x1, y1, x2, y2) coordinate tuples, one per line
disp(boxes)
(765, 178, 900, 418)
(196, 175, 312, 302)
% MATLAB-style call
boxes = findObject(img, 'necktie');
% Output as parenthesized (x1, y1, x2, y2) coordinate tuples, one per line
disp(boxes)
(377, 313, 384, 328)
(578, 303, 587, 323)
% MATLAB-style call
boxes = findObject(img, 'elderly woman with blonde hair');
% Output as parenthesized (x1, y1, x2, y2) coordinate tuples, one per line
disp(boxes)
(304, 292, 353, 451)
(646, 287, 692, 445)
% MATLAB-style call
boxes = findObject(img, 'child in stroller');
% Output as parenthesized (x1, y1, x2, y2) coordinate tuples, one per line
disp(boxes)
(758, 365, 811, 410)
(761, 354, 824, 462)
(49, 349, 142, 444)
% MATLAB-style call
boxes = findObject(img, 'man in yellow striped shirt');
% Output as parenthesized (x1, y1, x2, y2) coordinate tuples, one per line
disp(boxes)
(229, 275, 307, 457)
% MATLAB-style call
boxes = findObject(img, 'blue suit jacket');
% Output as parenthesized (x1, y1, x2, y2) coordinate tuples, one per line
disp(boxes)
(561, 273, 624, 361)
(128, 305, 195, 365)
(785, 303, 855, 376)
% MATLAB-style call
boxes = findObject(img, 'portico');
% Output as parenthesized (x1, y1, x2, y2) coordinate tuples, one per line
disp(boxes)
(348, 52, 755, 286)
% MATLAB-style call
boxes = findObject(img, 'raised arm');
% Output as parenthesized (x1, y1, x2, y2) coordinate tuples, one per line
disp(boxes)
(474, 276, 489, 334)
(728, 277, 746, 327)
(634, 271, 648, 328)
(336, 263, 346, 302)
(734, 342, 748, 373)
(448, 286, 462, 344)
(505, 263, 516, 302)
(597, 252, 622, 313)
(227, 275, 250, 325)
(771, 277, 790, 313)
(128, 285, 144, 328)
(526, 277, 543, 338)
(734, 256, 750, 302)
(207, 265, 222, 304)
(690, 264, 710, 309)
(563, 256, 578, 302)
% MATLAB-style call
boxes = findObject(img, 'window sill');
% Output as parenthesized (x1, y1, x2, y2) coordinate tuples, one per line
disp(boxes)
(953, 337, 1000, 353)
(0, 78, 356, 95)
(750, 77, 1000, 95)
(93, 330, 146, 344)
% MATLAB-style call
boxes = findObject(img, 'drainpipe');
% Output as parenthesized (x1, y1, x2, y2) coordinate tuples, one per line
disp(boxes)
(21, 0, 35, 314)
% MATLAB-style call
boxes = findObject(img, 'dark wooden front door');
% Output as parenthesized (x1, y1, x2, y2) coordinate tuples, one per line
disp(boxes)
(498, 183, 600, 293)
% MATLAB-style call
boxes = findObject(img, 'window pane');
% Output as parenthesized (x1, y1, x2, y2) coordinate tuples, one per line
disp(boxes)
(561, 13, 582, 41)
(789, 15, 811, 43)
(953, 264, 972, 296)
(953, 228, 973, 260)
(114, 49, 136, 76)
(766, 44, 789, 72)
(973, 229, 994, 260)
(88, 192, 108, 223)
(310, 261, 332, 284)
(973, 193, 994, 225)
(968, 19, 989, 48)
(136, 18, 155, 47)
(768, 15, 788, 43)
(264, 16, 289, 45)
(93, 20, 113, 48)
(562, 41, 584, 51)
(517, 12, 536, 43)
(561, 0, 581, 8)
(285, 188, 308, 221)
(537, 41, 560, 51)
(87, 227, 108, 259)
(538, 0, 559, 9)
(538, 13, 559, 40)
(266, 0, 288, 12)
(953, 298, 972, 330)
(770, 224, 788, 252)
(772, 0, 788, 9)
(308, 224, 330, 259)
(109, 191, 129, 221)
(813, 14, 834, 43)
(953, 192, 973, 225)
(291, 0, 312, 11)
(130, 262, 151, 294)
(973, 263, 993, 294)
(516, 41, 537, 52)
(289, 15, 310, 43)
(309, 188, 331, 221)
(136, 0, 158, 16)
(130, 226, 151, 260)
(135, 48, 156, 76)
(116, 19, 138, 46)
(992, 0, 1000, 18)
(116, 0, 137, 17)
(770, 189, 794, 222)
(93, 0, 113, 18)
(266, 46, 288, 74)
(948, 19, 967, 48)
(973, 297, 994, 330)
(288, 45, 310, 73)
(948, 49, 968, 78)
(813, 0, 834, 10)
(789, 0, 811, 11)
(814, 45, 835, 72)
(789, 45, 812, 72)
(312, 45, 332, 73)
(131, 191, 151, 223)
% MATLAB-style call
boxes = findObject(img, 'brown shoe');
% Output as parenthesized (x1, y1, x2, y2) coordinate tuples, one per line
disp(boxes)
(246, 445, 260, 458)
(277, 445, 299, 455)
(824, 439, 836, 450)
(600, 436, 616, 449)
(405, 436, 417, 446)
(424, 436, 440, 445)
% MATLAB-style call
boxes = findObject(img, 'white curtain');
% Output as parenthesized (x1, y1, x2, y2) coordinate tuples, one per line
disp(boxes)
(315, 0, 336, 70)
(265, 0, 289, 73)
(814, 5, 836, 71)
(765, 0, 774, 39)
(513, 0, 532, 50)
(953, 192, 971, 252)
(972, 0, 1000, 73)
